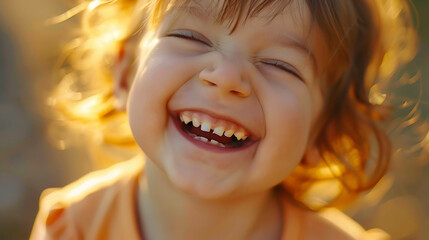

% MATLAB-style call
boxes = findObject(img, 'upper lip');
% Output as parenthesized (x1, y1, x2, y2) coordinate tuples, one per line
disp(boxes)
(170, 107, 261, 139)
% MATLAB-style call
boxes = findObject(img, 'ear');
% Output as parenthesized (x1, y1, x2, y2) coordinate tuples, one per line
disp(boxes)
(113, 40, 135, 111)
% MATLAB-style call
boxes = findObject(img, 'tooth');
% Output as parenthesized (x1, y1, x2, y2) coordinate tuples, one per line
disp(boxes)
(213, 126, 225, 136)
(242, 135, 248, 141)
(194, 136, 208, 142)
(234, 131, 245, 140)
(192, 117, 200, 127)
(219, 143, 226, 148)
(210, 139, 219, 145)
(224, 129, 234, 138)
(201, 121, 211, 132)
(182, 114, 191, 124)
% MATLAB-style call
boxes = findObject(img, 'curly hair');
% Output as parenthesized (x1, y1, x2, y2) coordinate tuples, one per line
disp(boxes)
(48, 0, 417, 209)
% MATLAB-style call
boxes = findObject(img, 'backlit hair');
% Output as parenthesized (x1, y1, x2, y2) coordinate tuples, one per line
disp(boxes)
(48, 0, 417, 209)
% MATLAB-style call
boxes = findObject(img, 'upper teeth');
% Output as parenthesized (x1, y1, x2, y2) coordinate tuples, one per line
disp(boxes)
(181, 115, 191, 124)
(224, 129, 234, 137)
(213, 126, 224, 136)
(179, 111, 250, 140)
(192, 117, 200, 127)
(201, 122, 211, 132)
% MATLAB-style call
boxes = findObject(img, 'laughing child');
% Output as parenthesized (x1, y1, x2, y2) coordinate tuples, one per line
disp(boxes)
(31, 0, 417, 239)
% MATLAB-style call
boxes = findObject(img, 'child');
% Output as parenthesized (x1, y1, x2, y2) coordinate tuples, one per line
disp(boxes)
(31, 0, 417, 239)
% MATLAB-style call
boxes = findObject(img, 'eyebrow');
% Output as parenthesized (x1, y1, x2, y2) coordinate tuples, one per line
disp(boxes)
(182, 5, 214, 21)
(273, 34, 318, 72)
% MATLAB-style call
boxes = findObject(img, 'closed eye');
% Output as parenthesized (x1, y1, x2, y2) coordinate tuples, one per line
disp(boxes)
(166, 30, 212, 47)
(260, 59, 304, 81)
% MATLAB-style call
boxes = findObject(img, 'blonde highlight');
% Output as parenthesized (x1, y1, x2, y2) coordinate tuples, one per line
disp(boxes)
(48, 0, 418, 209)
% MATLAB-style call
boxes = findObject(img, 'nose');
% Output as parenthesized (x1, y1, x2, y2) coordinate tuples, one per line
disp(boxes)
(199, 53, 251, 98)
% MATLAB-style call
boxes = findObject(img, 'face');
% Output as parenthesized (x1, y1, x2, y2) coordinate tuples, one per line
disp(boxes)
(127, 0, 325, 199)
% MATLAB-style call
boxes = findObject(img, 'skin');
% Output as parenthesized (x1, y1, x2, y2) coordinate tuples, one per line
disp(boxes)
(122, 0, 330, 239)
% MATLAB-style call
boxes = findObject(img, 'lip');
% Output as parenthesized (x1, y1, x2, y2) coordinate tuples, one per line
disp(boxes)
(170, 114, 257, 153)
(170, 108, 259, 139)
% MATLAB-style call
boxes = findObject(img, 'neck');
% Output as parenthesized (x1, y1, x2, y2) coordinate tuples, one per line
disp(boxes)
(137, 160, 283, 240)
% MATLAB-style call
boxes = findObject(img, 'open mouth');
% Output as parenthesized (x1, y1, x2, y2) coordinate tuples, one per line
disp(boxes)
(173, 111, 254, 149)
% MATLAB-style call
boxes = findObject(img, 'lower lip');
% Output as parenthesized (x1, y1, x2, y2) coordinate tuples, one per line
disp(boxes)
(170, 115, 255, 153)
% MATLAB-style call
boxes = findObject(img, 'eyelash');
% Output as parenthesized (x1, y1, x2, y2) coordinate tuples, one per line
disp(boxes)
(166, 30, 303, 81)
(166, 31, 211, 47)
(260, 59, 303, 80)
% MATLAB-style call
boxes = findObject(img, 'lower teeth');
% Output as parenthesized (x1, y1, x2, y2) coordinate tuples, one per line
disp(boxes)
(193, 136, 208, 143)
(193, 136, 226, 148)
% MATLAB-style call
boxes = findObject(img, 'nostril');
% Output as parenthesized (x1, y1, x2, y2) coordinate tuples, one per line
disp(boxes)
(230, 90, 246, 97)
(202, 79, 216, 86)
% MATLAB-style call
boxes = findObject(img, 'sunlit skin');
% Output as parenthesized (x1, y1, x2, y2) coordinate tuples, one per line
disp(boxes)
(126, 0, 328, 239)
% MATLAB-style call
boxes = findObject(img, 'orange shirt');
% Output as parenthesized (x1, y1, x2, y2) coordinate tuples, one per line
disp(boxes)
(31, 157, 390, 240)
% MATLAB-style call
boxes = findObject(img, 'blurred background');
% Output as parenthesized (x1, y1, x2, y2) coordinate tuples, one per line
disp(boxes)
(0, 0, 428, 239)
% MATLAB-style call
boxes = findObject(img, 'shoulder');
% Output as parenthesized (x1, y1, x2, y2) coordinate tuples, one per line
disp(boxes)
(281, 196, 391, 240)
(30, 157, 144, 240)
(306, 207, 390, 240)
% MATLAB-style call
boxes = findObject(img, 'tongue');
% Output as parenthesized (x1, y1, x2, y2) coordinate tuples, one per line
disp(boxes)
(188, 126, 233, 145)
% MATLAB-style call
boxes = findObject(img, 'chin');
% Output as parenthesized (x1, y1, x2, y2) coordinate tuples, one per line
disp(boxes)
(163, 156, 249, 200)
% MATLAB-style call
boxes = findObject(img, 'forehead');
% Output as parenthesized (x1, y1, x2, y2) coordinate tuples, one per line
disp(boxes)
(174, 0, 310, 31)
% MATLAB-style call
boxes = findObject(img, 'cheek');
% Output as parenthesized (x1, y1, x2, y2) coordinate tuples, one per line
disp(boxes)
(265, 85, 312, 157)
(127, 47, 205, 156)
(248, 81, 313, 187)
(127, 54, 176, 155)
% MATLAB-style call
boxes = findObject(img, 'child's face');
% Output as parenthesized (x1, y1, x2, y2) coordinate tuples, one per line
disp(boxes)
(127, 0, 326, 198)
